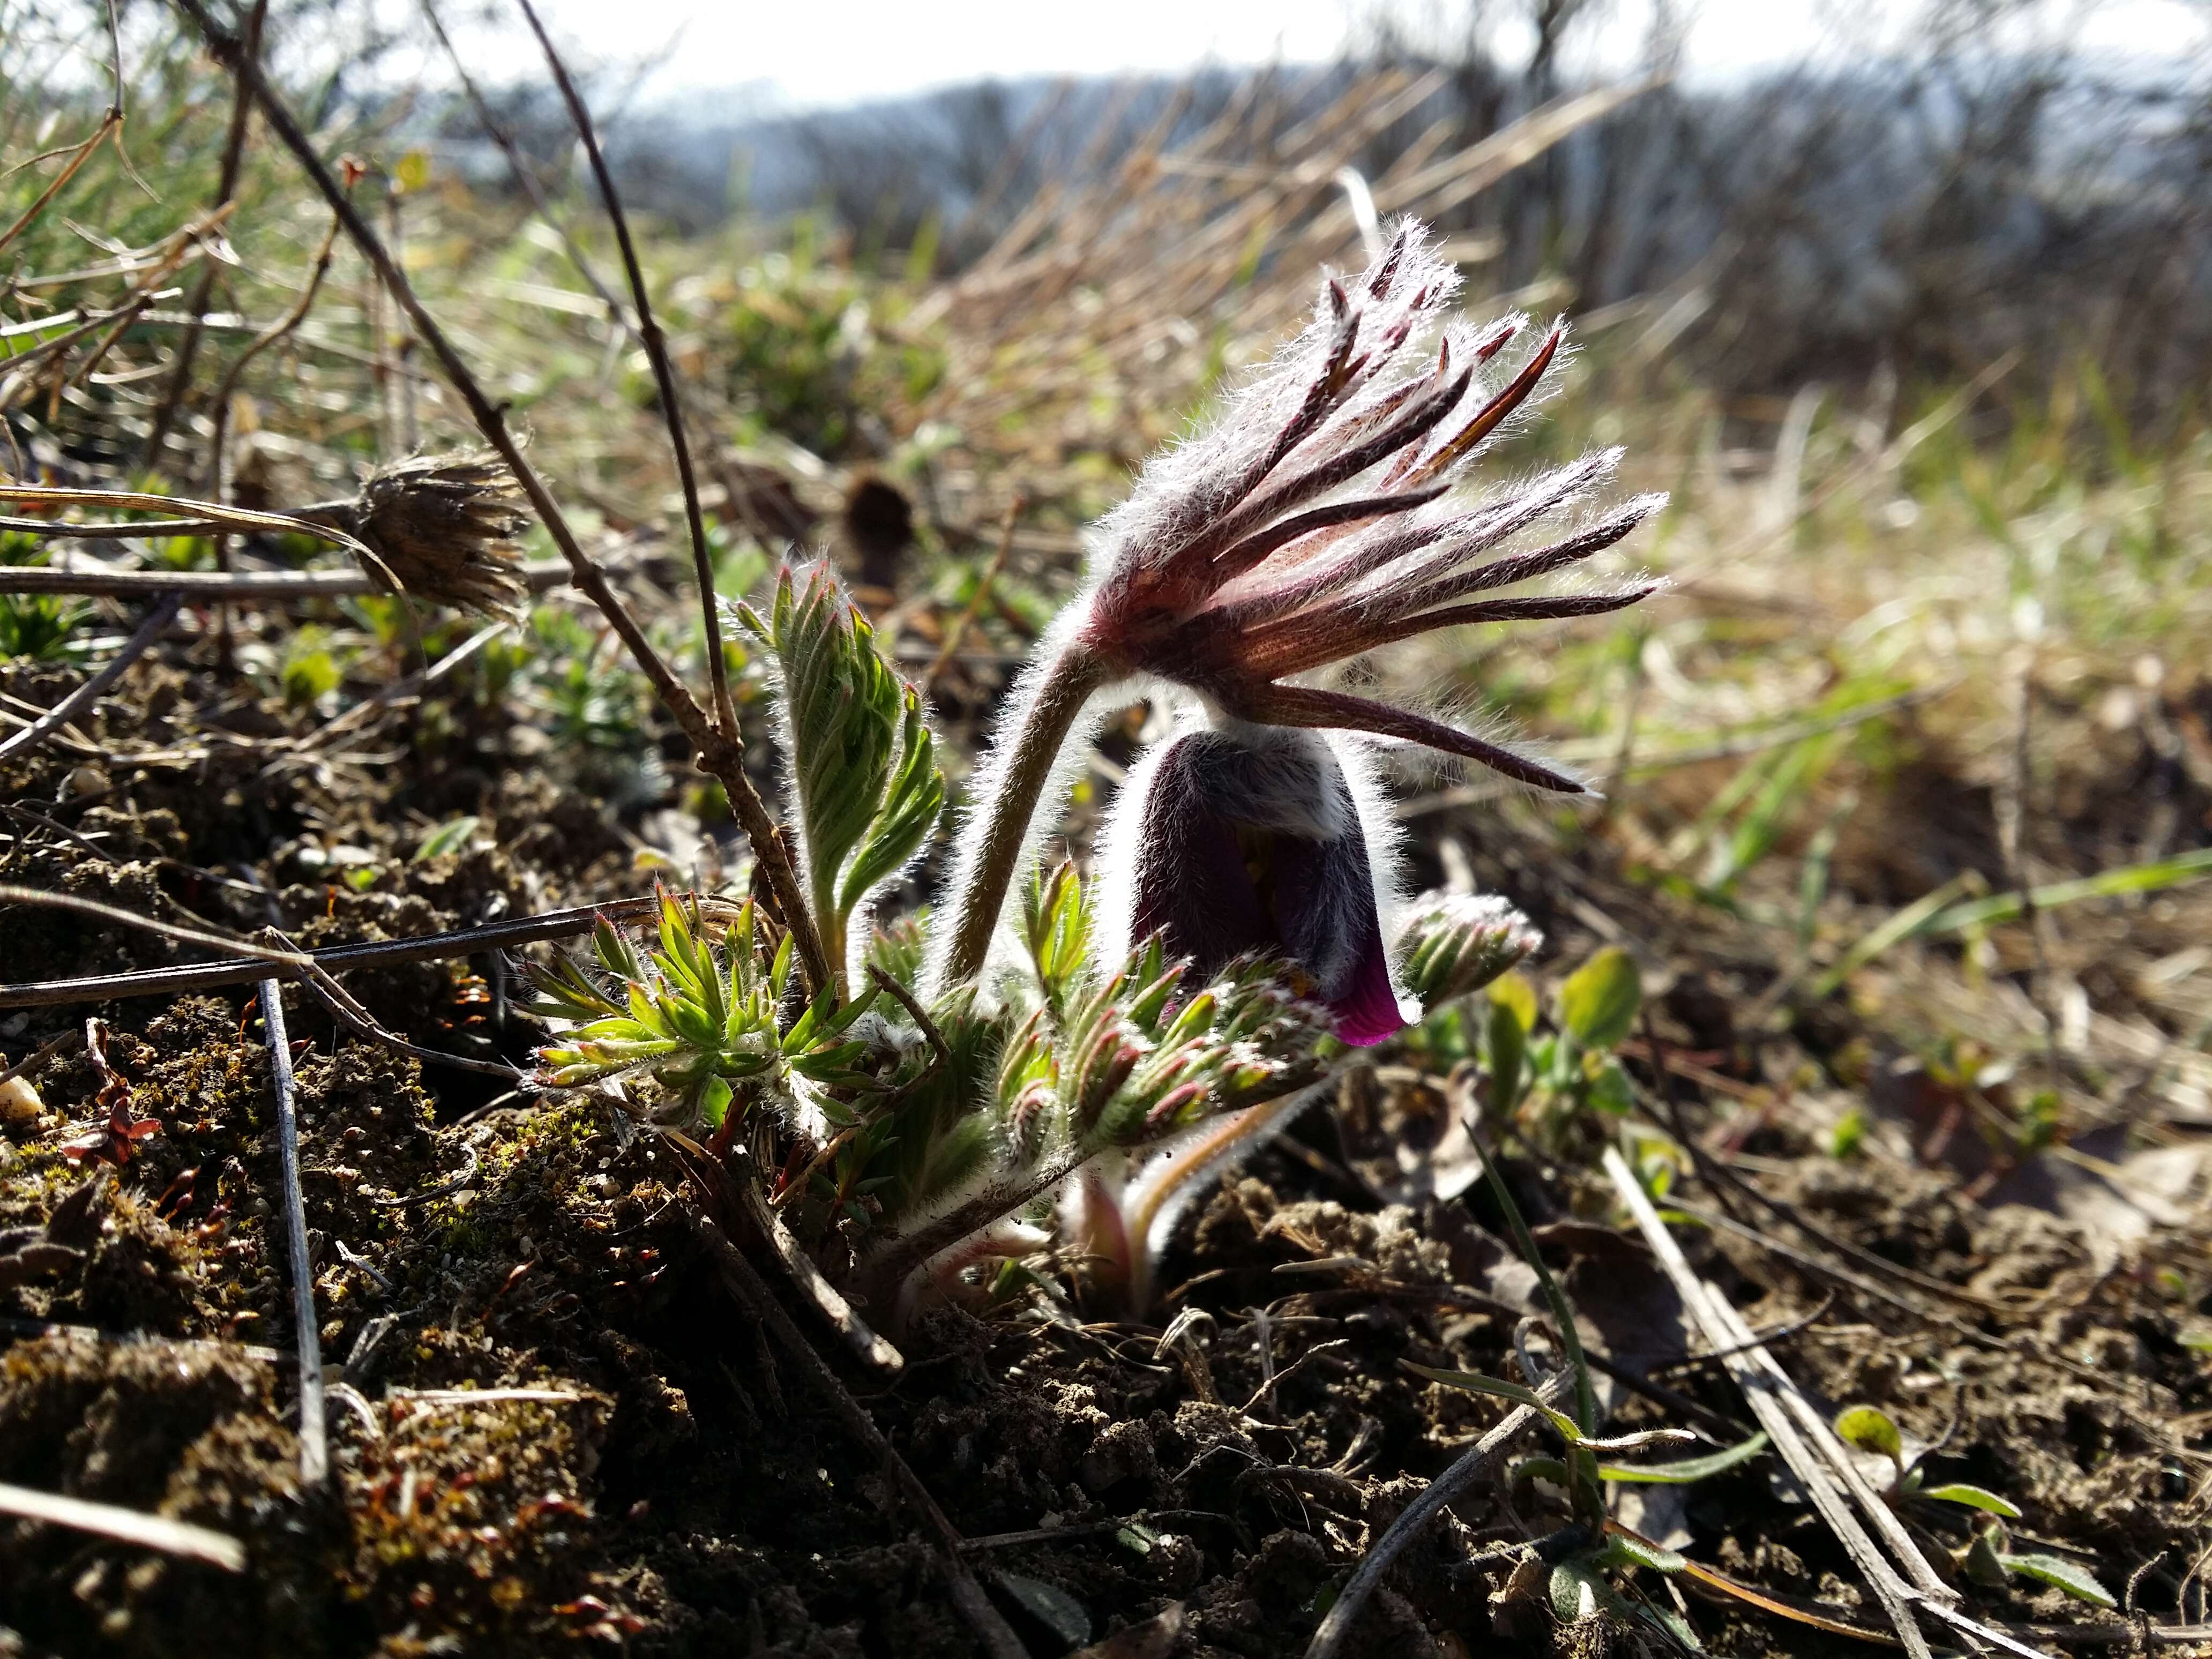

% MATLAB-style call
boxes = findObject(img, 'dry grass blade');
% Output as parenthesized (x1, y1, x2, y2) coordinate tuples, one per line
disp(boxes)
(256, 980, 327, 1488)
(1602, 1147, 1946, 1659)
(1369, 76, 1665, 222)
(0, 485, 392, 587)
(0, 590, 181, 763)
(1303, 1370, 1572, 1659)
(0, 1479, 246, 1571)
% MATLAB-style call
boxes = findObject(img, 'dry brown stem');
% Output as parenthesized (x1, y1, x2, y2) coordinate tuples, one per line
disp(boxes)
(168, 0, 833, 996)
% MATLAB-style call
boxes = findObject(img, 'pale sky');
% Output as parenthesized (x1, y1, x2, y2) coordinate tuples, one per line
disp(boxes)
(425, 0, 2207, 113)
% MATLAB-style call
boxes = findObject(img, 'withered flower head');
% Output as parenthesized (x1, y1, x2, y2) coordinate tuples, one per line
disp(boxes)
(330, 450, 532, 616)
(1078, 219, 1663, 793)
(1099, 721, 1413, 1045)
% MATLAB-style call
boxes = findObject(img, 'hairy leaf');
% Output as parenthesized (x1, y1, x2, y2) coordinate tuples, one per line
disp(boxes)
(736, 565, 945, 977)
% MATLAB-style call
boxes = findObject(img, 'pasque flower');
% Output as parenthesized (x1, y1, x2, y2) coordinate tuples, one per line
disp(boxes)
(1096, 721, 1411, 1045)
(1077, 219, 1663, 787)
(932, 218, 1663, 993)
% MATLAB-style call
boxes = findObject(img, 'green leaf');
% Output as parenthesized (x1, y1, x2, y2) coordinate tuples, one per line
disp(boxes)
(1964, 1530, 2010, 1588)
(2000, 1553, 2116, 1608)
(697, 1075, 734, 1128)
(1600, 1431, 1770, 1484)
(1485, 995, 1527, 1117)
(414, 816, 481, 861)
(1833, 1404, 1903, 1463)
(1549, 1559, 1636, 1624)
(1559, 946, 1641, 1053)
(839, 684, 945, 913)
(1640, 1600, 1706, 1654)
(746, 565, 946, 968)
(1021, 860, 1092, 1019)
(1489, 970, 1538, 1033)
(1592, 1534, 1686, 1574)
(1919, 1483, 2020, 1518)
(1402, 1363, 1581, 1439)
(1583, 1056, 1635, 1116)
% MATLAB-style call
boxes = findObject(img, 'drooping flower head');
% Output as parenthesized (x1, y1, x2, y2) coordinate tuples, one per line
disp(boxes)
(1076, 219, 1664, 794)
(928, 218, 1661, 1006)
(1097, 721, 1411, 1045)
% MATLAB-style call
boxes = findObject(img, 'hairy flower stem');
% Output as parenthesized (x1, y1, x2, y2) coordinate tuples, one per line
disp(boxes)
(860, 1145, 1091, 1309)
(937, 641, 1110, 990)
(1120, 1087, 1318, 1306)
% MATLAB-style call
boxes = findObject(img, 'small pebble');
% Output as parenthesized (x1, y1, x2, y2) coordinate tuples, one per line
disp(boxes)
(0, 1075, 41, 1129)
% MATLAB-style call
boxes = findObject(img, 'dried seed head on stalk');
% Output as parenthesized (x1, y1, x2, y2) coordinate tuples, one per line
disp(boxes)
(313, 450, 531, 616)
(1077, 218, 1665, 792)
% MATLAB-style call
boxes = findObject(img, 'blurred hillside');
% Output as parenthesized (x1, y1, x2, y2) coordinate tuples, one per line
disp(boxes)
(438, 11, 2212, 427)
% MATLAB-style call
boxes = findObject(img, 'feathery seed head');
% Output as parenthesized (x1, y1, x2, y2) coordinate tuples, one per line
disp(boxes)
(1077, 219, 1663, 794)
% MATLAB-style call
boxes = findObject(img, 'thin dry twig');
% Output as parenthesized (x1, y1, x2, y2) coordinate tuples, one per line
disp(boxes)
(713, 1141, 904, 1374)
(1303, 1369, 1572, 1659)
(0, 885, 517, 1078)
(256, 980, 327, 1488)
(141, 0, 266, 469)
(0, 885, 311, 975)
(513, 0, 733, 735)
(683, 1204, 1029, 1659)
(0, 590, 181, 763)
(0, 1027, 81, 1088)
(417, 0, 632, 339)
(0, 1479, 246, 1571)
(167, 0, 833, 998)
(205, 204, 346, 505)
(0, 892, 738, 1009)
(0, 558, 576, 600)
(0, 109, 119, 259)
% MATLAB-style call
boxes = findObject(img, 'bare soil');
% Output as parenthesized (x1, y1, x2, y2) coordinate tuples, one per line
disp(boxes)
(2, 642, 2207, 1659)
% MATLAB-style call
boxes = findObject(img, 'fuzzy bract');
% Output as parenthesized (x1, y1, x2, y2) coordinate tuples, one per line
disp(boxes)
(1074, 218, 1664, 793)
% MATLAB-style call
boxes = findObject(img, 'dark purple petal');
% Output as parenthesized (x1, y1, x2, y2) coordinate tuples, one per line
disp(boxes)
(1130, 737, 1275, 975)
(1129, 730, 1409, 1045)
(1269, 829, 1407, 1046)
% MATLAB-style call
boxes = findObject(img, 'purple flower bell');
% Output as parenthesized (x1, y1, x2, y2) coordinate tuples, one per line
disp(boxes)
(1100, 722, 1416, 1046)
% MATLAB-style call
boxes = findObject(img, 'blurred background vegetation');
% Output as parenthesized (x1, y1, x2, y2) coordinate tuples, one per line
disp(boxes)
(4, 0, 2210, 1169)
